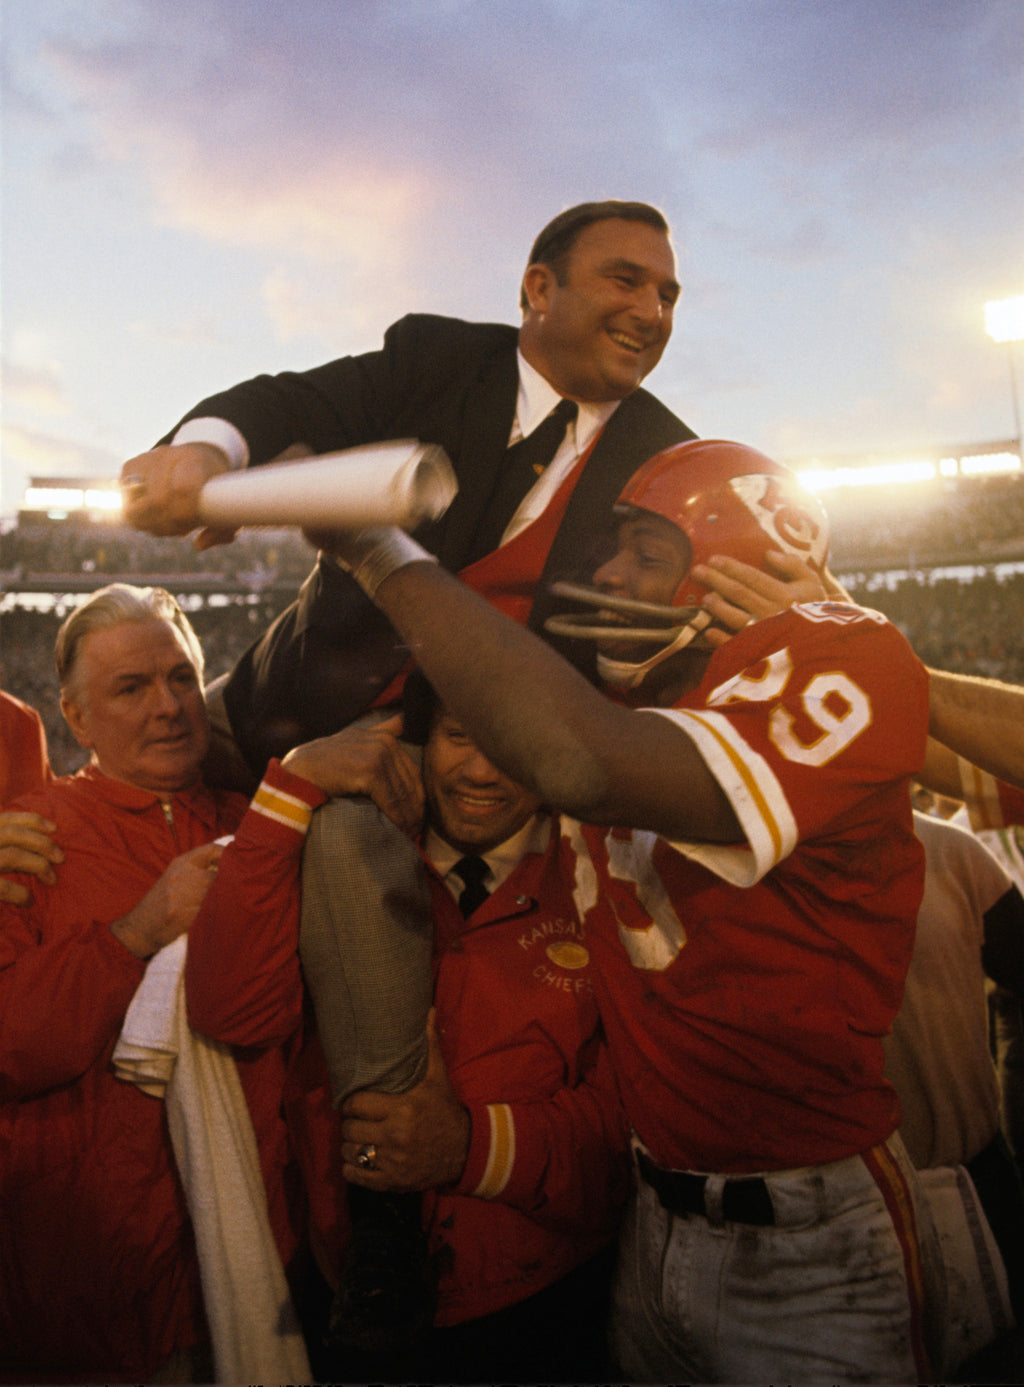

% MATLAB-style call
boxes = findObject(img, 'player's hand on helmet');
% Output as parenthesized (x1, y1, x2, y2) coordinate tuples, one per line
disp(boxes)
(693, 550, 842, 649)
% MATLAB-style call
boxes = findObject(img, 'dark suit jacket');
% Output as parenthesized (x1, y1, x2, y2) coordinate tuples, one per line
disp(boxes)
(170, 314, 695, 770)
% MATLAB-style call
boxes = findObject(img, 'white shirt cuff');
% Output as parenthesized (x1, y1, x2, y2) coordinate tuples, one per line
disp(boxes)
(171, 417, 249, 470)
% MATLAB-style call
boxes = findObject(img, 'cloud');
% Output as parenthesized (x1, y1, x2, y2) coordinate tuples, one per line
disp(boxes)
(691, 0, 1023, 156)
(261, 264, 415, 343)
(128, 317, 229, 348)
(3, 0, 1019, 507)
(1, 359, 70, 416)
(24, 0, 1016, 339)
(1, 422, 121, 478)
(37, 2, 690, 258)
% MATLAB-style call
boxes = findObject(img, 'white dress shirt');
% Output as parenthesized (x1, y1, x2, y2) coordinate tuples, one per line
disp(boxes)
(502, 351, 617, 544)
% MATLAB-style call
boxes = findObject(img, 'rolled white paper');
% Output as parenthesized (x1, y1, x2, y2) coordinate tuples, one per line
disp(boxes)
(197, 439, 457, 531)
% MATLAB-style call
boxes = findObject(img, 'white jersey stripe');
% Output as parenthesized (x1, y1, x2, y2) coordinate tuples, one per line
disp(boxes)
(651, 706, 799, 887)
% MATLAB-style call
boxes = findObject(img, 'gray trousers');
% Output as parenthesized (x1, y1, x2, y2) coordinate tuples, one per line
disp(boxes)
(204, 680, 432, 1106)
(300, 796, 434, 1105)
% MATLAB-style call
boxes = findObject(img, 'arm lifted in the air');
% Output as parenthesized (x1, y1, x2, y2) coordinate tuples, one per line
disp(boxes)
(360, 556, 740, 846)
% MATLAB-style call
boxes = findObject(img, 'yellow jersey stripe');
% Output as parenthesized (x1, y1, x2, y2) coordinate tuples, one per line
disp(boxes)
(252, 780, 315, 833)
(958, 757, 1001, 832)
(472, 1104, 515, 1199)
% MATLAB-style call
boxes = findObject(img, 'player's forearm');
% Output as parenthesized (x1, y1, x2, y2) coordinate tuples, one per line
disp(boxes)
(185, 763, 317, 1045)
(929, 668, 1024, 793)
(376, 562, 615, 817)
(917, 737, 964, 800)
(374, 562, 739, 841)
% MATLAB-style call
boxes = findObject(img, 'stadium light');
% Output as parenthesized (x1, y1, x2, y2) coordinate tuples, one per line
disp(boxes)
(985, 295, 1024, 344)
(796, 446, 1021, 493)
(798, 459, 938, 493)
(985, 295, 1024, 458)
(84, 489, 123, 512)
(21, 482, 122, 516)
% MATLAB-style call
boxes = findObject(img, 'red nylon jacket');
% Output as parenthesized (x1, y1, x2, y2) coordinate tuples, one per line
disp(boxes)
(0, 765, 258, 1383)
(185, 762, 630, 1327)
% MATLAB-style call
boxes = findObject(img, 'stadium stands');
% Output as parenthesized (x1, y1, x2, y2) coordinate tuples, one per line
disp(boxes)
(3, 468, 1024, 774)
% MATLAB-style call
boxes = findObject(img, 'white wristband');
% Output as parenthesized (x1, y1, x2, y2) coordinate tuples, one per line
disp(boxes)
(346, 528, 437, 599)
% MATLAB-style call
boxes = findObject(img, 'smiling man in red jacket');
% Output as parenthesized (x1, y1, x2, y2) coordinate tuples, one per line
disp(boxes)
(184, 681, 629, 1384)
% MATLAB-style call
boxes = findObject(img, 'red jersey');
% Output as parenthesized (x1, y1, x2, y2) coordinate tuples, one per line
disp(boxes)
(569, 601, 928, 1173)
(370, 433, 598, 709)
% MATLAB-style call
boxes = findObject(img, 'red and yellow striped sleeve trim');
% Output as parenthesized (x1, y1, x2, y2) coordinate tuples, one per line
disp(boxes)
(251, 778, 316, 834)
(471, 1103, 516, 1199)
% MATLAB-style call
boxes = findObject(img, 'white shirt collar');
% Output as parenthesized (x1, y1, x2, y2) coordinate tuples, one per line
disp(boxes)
(514, 350, 617, 456)
(426, 812, 553, 902)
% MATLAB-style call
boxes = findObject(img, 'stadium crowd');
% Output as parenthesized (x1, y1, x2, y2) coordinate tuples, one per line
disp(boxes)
(2, 517, 314, 591)
(827, 467, 1024, 569)
(2, 526, 311, 774)
(6, 478, 1024, 774)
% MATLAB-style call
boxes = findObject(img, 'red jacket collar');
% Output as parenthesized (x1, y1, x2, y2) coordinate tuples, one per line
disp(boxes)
(70, 762, 229, 832)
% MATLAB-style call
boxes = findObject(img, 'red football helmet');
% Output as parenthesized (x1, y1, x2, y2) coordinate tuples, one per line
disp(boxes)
(545, 439, 830, 689)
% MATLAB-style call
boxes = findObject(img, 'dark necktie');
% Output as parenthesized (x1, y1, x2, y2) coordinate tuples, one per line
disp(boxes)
(452, 855, 490, 918)
(467, 398, 579, 563)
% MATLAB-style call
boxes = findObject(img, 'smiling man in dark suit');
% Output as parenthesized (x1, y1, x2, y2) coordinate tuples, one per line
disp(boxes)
(119, 199, 695, 1357)
(120, 200, 694, 773)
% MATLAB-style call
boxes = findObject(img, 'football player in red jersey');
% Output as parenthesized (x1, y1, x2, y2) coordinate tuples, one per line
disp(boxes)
(318, 439, 945, 1384)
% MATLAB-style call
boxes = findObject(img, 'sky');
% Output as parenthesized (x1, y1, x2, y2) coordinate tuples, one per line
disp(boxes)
(2, 0, 1022, 516)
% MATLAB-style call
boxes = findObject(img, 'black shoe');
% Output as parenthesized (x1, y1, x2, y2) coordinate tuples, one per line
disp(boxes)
(328, 1190, 436, 1355)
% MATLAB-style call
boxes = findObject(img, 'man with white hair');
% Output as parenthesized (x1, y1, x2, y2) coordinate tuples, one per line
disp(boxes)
(0, 583, 397, 1382)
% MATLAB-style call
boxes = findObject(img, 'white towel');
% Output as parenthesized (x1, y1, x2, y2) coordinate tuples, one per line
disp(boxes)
(113, 936, 312, 1386)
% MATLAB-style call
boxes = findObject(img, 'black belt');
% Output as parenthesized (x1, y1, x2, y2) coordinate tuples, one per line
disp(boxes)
(636, 1150, 776, 1226)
